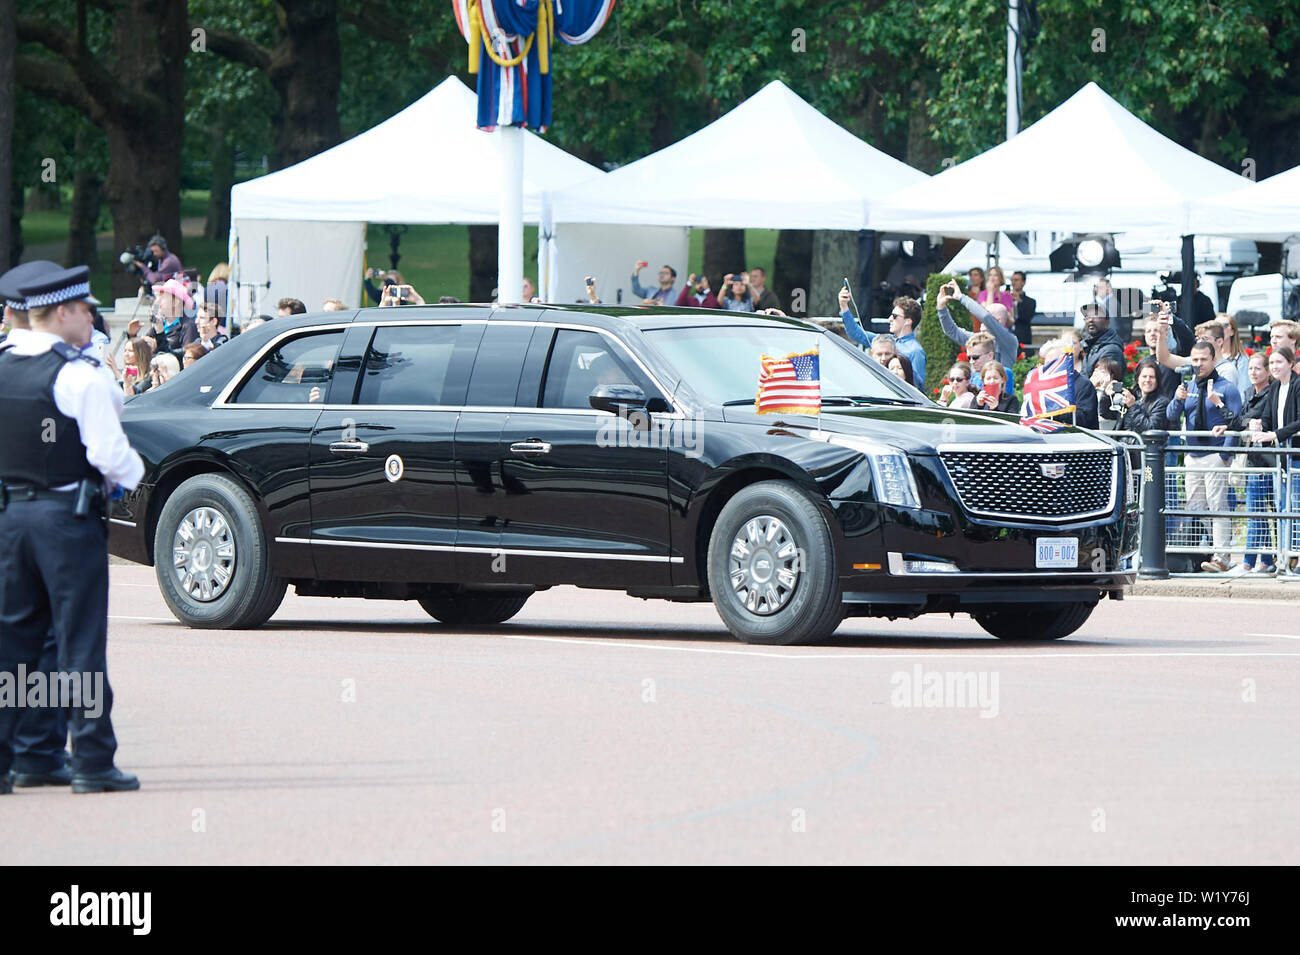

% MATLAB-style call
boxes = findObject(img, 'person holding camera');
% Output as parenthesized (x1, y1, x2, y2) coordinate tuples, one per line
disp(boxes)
(1118, 357, 1171, 432)
(1093, 357, 1128, 431)
(125, 235, 182, 286)
(675, 273, 720, 309)
(364, 268, 407, 305)
(379, 282, 424, 308)
(721, 273, 757, 312)
(935, 280, 1020, 372)
(630, 262, 679, 306)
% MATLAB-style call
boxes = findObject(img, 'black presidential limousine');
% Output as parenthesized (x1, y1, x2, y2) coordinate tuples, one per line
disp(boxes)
(108, 304, 1139, 645)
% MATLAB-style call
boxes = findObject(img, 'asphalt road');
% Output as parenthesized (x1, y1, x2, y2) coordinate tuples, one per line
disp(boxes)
(3, 563, 1297, 865)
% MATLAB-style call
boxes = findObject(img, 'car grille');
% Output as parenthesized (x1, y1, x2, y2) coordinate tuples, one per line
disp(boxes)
(938, 450, 1117, 521)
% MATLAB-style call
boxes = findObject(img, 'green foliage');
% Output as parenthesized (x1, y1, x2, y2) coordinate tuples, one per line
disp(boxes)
(919, 273, 969, 396)
(15, 0, 1300, 287)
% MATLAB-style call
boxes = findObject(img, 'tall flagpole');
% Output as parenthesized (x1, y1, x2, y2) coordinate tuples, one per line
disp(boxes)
(498, 124, 524, 304)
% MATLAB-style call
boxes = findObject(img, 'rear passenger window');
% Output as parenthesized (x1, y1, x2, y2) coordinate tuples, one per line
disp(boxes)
(466, 323, 535, 406)
(542, 330, 644, 410)
(232, 330, 344, 404)
(357, 324, 459, 405)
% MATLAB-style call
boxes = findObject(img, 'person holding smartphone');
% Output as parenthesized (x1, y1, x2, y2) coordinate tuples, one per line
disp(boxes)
(973, 360, 1017, 412)
(379, 282, 425, 308)
(675, 273, 720, 309)
(935, 279, 1020, 372)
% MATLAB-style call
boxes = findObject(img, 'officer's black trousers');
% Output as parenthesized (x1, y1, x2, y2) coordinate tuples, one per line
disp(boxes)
(11, 627, 68, 772)
(0, 496, 116, 774)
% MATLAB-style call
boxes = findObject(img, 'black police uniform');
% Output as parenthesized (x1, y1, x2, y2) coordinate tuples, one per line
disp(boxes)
(0, 259, 71, 786)
(0, 266, 141, 794)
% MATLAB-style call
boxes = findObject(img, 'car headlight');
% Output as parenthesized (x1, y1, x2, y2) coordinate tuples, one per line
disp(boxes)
(818, 434, 921, 509)
(867, 452, 922, 509)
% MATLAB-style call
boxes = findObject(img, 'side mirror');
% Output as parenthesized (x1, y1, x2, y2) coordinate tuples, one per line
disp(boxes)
(589, 383, 647, 417)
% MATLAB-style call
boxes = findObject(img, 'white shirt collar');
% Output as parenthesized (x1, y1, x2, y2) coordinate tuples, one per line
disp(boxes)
(7, 329, 62, 355)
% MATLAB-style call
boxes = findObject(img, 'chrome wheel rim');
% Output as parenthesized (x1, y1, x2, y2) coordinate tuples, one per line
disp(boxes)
(728, 515, 800, 615)
(172, 506, 236, 602)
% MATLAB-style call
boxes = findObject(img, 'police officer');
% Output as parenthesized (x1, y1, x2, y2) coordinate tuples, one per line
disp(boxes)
(0, 259, 60, 347)
(0, 266, 144, 794)
(0, 260, 76, 788)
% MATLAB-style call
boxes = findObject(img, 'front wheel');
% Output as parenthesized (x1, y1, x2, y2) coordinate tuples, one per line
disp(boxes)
(153, 473, 286, 629)
(972, 602, 1097, 641)
(707, 481, 843, 645)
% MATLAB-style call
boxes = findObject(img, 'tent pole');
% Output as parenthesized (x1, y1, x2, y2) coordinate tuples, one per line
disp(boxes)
(498, 125, 524, 304)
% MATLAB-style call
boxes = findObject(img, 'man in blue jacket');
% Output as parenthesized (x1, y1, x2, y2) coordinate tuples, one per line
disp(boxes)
(836, 287, 926, 385)
(1166, 340, 1244, 572)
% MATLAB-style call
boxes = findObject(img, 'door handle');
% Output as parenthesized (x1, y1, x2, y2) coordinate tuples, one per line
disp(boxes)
(509, 441, 552, 454)
(329, 440, 370, 454)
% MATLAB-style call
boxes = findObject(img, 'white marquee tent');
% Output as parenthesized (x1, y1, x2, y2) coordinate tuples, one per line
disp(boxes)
(540, 80, 928, 303)
(227, 77, 688, 316)
(868, 82, 1247, 239)
(1189, 164, 1300, 242)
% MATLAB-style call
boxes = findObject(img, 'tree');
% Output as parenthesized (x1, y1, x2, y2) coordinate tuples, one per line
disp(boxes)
(17, 0, 188, 297)
(0, 0, 14, 268)
(200, 0, 341, 170)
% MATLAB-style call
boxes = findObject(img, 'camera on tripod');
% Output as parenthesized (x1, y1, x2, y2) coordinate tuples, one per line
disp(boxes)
(119, 245, 159, 277)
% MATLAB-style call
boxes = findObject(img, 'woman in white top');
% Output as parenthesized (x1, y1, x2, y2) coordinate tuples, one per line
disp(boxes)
(937, 361, 977, 409)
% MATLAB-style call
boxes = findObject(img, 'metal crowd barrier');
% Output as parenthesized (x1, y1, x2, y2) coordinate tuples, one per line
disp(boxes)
(1109, 429, 1300, 579)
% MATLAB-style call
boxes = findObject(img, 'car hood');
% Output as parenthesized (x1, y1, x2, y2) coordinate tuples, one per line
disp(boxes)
(722, 404, 1115, 455)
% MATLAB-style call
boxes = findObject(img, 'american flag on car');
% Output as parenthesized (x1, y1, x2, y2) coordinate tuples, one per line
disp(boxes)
(755, 349, 821, 415)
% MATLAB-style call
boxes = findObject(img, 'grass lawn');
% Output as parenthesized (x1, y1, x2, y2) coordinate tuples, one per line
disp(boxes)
(22, 187, 780, 306)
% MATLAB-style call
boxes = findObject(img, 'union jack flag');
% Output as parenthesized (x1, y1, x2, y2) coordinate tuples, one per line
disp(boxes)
(1020, 350, 1076, 425)
(1018, 416, 1067, 434)
(756, 349, 821, 414)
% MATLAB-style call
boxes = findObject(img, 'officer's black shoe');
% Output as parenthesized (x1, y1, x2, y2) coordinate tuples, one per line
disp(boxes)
(1, 774, 12, 795)
(70, 767, 140, 794)
(11, 765, 72, 787)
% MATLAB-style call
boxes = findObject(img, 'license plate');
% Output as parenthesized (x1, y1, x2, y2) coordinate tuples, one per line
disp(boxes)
(1036, 537, 1079, 568)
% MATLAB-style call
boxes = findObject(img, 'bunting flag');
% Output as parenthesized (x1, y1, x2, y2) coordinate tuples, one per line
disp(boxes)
(454, 0, 617, 131)
(756, 349, 821, 415)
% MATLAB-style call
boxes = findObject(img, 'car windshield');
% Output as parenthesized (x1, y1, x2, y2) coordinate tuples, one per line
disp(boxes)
(643, 324, 925, 406)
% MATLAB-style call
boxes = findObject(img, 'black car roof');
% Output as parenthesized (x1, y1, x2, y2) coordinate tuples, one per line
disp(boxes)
(316, 302, 827, 335)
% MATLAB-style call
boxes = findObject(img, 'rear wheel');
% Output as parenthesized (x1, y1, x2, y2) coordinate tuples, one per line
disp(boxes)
(418, 591, 531, 626)
(972, 602, 1096, 641)
(154, 473, 286, 629)
(707, 481, 843, 646)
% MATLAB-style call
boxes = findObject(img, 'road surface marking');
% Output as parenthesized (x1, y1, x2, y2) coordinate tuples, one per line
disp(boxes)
(497, 634, 1300, 660)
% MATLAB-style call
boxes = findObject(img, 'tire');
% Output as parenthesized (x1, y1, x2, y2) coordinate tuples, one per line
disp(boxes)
(153, 473, 286, 629)
(972, 601, 1096, 641)
(706, 480, 843, 645)
(418, 591, 531, 626)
